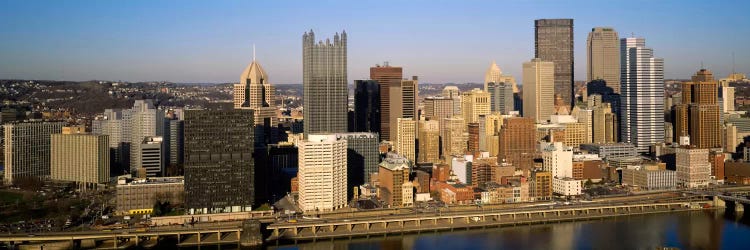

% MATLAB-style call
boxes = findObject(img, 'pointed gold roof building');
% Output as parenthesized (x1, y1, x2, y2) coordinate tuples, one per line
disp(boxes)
(234, 47, 277, 127)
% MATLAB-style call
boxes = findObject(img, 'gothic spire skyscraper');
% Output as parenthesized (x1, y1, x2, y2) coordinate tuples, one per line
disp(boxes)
(303, 30, 348, 136)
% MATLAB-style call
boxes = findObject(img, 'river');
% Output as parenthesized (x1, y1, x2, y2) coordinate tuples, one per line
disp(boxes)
(262, 210, 750, 250)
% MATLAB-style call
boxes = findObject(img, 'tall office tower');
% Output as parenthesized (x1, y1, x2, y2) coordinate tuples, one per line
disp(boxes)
(721, 86, 735, 112)
(461, 88, 491, 125)
(481, 113, 503, 157)
(370, 64, 403, 141)
(620, 37, 665, 153)
(586, 80, 621, 117)
(522, 58, 555, 123)
(488, 82, 515, 114)
(424, 96, 454, 150)
(542, 142, 573, 178)
(50, 126, 109, 189)
(335, 133, 379, 196)
(165, 119, 184, 171)
(140, 136, 164, 177)
(498, 117, 536, 170)
(443, 116, 467, 157)
(303, 30, 348, 136)
(418, 119, 440, 163)
(571, 107, 593, 144)
(125, 100, 163, 172)
(587, 27, 621, 93)
(184, 108, 254, 213)
(675, 69, 721, 149)
(535, 19, 574, 108)
(298, 134, 348, 212)
(675, 147, 710, 188)
(235, 50, 278, 146)
(92, 109, 128, 173)
(3, 121, 64, 184)
(396, 118, 417, 163)
(353, 80, 381, 136)
(378, 153, 411, 207)
(442, 86, 462, 116)
(592, 103, 618, 143)
(401, 76, 419, 120)
(467, 123, 480, 153)
(484, 61, 519, 93)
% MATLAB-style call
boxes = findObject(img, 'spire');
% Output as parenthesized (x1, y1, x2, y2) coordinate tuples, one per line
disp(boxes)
(253, 44, 256, 61)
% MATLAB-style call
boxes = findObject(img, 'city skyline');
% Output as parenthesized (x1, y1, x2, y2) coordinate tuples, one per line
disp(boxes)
(1, 1, 749, 84)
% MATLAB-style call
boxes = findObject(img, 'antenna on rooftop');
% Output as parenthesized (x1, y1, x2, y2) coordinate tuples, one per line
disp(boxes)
(253, 44, 256, 61)
(701, 61, 704, 69)
(733, 52, 736, 74)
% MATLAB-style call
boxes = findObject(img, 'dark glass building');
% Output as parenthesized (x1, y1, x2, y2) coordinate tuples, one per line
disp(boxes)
(336, 132, 380, 198)
(535, 19, 574, 107)
(354, 80, 381, 136)
(184, 108, 254, 213)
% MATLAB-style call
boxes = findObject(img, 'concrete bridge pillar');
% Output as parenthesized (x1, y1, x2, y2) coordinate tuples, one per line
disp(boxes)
(713, 196, 726, 208)
(599, 208, 603, 213)
(197, 232, 201, 244)
(365, 223, 370, 230)
(313, 226, 317, 235)
(347, 224, 353, 232)
(272, 229, 279, 237)
(736, 203, 745, 212)
(292, 227, 298, 236)
(113, 236, 118, 249)
(556, 211, 560, 216)
(329, 225, 335, 232)
(449, 218, 454, 224)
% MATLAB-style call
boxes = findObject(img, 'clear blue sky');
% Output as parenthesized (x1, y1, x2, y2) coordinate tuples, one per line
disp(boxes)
(1, 0, 748, 84)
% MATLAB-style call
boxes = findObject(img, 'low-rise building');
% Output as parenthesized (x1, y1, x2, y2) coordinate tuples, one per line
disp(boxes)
(553, 177, 581, 196)
(621, 165, 676, 190)
(115, 177, 184, 215)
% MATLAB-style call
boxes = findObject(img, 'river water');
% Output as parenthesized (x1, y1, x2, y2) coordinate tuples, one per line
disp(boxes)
(264, 210, 750, 250)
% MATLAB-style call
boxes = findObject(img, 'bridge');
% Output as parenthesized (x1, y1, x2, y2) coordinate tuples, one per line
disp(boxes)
(266, 201, 698, 243)
(0, 221, 262, 249)
(683, 190, 750, 212)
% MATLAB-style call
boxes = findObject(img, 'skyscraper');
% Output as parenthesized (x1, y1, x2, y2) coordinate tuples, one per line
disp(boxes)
(124, 100, 163, 173)
(370, 64, 403, 141)
(523, 58, 555, 123)
(353, 80, 381, 136)
(303, 30, 348, 136)
(498, 117, 535, 170)
(234, 50, 278, 145)
(184, 108, 254, 213)
(587, 27, 621, 93)
(298, 134, 348, 212)
(401, 76, 419, 120)
(484, 61, 518, 93)
(535, 19, 574, 108)
(620, 37, 665, 152)
(418, 119, 440, 163)
(3, 121, 65, 184)
(488, 82, 515, 114)
(335, 132, 379, 196)
(396, 118, 417, 163)
(674, 69, 721, 149)
(140, 136, 164, 177)
(443, 116, 467, 157)
(92, 109, 128, 174)
(461, 88, 491, 125)
(443, 86, 462, 116)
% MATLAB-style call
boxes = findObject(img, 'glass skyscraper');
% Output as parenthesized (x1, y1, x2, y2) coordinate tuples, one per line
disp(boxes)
(620, 37, 665, 153)
(302, 30, 348, 136)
